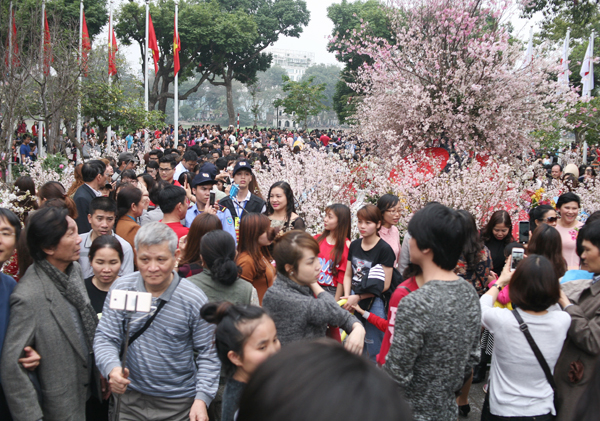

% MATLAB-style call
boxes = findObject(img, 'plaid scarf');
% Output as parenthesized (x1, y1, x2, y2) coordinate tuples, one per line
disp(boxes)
(37, 260, 98, 351)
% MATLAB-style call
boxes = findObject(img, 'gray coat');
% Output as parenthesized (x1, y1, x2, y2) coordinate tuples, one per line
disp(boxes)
(263, 274, 359, 346)
(0, 262, 100, 421)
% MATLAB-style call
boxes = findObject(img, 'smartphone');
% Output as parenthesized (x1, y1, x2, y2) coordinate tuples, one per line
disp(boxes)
(518, 221, 530, 243)
(229, 183, 239, 198)
(511, 248, 525, 272)
(209, 191, 216, 206)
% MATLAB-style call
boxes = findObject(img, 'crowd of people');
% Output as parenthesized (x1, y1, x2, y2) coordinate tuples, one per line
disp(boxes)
(1, 123, 600, 421)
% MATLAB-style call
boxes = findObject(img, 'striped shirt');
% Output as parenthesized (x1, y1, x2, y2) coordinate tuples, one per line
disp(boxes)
(93, 271, 220, 404)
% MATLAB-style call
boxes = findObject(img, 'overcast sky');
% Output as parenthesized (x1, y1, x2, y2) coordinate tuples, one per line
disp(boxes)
(105, 0, 541, 75)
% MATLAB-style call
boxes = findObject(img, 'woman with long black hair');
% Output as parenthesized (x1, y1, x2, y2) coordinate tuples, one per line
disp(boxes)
(481, 210, 514, 274)
(265, 181, 305, 232)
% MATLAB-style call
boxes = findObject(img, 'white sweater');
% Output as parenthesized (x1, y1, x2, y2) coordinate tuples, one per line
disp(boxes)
(480, 295, 571, 417)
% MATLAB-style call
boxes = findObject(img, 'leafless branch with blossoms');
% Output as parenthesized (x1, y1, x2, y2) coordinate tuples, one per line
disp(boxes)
(335, 0, 579, 158)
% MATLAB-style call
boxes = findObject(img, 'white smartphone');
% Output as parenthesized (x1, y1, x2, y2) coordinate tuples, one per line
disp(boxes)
(510, 248, 525, 272)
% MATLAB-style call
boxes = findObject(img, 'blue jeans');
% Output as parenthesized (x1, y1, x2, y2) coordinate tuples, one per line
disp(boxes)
(362, 297, 386, 362)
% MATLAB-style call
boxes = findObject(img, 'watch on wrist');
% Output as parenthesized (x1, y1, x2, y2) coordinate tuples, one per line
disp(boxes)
(494, 284, 503, 291)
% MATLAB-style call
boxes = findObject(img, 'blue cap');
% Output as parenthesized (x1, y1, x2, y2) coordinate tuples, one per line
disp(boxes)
(232, 160, 253, 177)
(192, 172, 217, 188)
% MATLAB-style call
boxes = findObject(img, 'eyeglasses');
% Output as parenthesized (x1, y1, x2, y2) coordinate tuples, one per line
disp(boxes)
(539, 216, 558, 223)
(386, 209, 401, 215)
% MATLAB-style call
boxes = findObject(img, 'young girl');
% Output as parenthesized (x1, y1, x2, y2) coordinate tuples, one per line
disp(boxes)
(263, 231, 365, 353)
(201, 302, 280, 421)
(314, 204, 352, 300)
(237, 213, 278, 304)
(342, 204, 395, 362)
(377, 194, 402, 266)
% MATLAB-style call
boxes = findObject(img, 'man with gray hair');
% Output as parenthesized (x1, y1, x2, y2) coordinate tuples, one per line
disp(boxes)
(94, 222, 220, 421)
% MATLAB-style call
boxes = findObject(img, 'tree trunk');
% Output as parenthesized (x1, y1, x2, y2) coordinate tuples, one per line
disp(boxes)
(225, 72, 235, 126)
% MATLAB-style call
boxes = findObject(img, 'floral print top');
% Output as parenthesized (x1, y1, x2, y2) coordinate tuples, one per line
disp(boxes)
(455, 247, 493, 296)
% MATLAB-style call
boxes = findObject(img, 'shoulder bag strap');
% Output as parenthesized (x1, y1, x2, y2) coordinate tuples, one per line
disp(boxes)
(128, 299, 167, 348)
(511, 309, 557, 390)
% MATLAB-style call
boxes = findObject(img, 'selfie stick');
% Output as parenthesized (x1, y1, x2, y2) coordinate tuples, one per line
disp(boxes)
(112, 293, 151, 421)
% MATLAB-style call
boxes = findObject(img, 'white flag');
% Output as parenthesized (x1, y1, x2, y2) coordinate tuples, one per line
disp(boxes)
(580, 31, 595, 97)
(559, 29, 570, 86)
(522, 27, 534, 68)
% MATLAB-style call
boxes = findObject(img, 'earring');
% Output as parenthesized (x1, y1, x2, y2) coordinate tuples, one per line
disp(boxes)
(290, 271, 294, 276)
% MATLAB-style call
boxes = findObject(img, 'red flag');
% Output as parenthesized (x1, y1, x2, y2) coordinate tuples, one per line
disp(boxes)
(82, 9, 91, 75)
(173, 16, 180, 75)
(108, 18, 118, 76)
(148, 14, 160, 75)
(5, 9, 19, 67)
(43, 10, 52, 75)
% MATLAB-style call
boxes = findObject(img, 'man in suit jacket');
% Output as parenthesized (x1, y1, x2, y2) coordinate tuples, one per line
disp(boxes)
(74, 160, 106, 233)
(1, 207, 101, 421)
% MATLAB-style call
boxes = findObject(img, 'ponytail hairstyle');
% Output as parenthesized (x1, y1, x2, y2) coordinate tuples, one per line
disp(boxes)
(315, 204, 351, 278)
(115, 185, 142, 229)
(38, 181, 78, 219)
(201, 302, 269, 376)
(200, 230, 241, 286)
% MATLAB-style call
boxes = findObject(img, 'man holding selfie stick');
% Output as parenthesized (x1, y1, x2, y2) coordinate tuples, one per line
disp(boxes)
(94, 222, 220, 421)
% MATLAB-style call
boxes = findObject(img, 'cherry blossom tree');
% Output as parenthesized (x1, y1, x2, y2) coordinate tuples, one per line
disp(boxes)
(335, 0, 579, 157)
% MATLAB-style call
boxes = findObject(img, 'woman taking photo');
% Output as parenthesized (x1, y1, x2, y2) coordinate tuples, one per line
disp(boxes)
(314, 204, 352, 299)
(482, 210, 514, 274)
(178, 213, 222, 278)
(555, 192, 583, 270)
(480, 255, 570, 420)
(265, 181, 305, 232)
(84, 235, 123, 314)
(263, 230, 365, 353)
(189, 229, 259, 305)
(527, 224, 568, 279)
(554, 221, 600, 421)
(236, 213, 278, 304)
(341, 205, 395, 362)
(114, 185, 144, 257)
(377, 194, 402, 266)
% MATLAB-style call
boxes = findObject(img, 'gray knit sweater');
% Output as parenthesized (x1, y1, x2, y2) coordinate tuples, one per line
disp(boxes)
(383, 279, 481, 421)
(263, 274, 359, 345)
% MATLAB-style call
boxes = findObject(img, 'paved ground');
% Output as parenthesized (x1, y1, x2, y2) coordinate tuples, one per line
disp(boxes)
(462, 372, 488, 420)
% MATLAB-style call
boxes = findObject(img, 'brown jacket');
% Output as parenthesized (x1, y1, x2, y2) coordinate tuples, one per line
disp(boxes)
(236, 252, 275, 305)
(555, 279, 600, 421)
(115, 215, 140, 263)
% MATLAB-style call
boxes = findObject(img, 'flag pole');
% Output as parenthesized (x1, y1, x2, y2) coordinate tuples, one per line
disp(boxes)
(174, 0, 179, 147)
(144, 0, 149, 152)
(7, 1, 13, 182)
(38, 0, 45, 158)
(77, 0, 83, 162)
(107, 0, 113, 155)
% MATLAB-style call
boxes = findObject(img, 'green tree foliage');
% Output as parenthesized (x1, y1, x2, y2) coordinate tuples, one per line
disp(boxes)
(301, 64, 340, 109)
(116, 0, 258, 115)
(207, 0, 310, 125)
(273, 75, 327, 130)
(326, 0, 394, 124)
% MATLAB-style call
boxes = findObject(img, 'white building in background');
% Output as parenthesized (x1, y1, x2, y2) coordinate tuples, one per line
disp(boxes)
(266, 48, 315, 82)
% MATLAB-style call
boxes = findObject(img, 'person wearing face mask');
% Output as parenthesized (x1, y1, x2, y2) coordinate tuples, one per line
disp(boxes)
(262, 231, 365, 354)
(555, 193, 583, 270)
